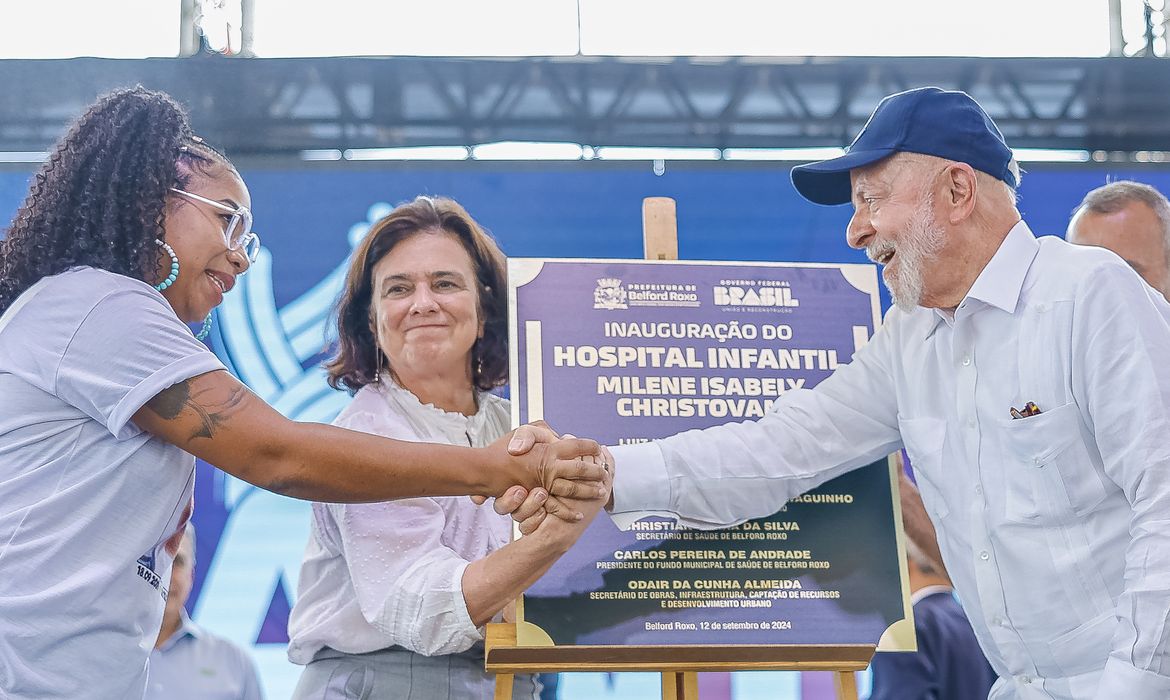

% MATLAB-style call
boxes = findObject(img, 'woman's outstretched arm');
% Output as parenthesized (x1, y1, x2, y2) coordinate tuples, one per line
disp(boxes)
(132, 369, 606, 512)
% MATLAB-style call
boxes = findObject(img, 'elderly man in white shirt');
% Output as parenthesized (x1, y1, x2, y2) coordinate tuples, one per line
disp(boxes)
(510, 87, 1170, 700)
(1067, 180, 1170, 303)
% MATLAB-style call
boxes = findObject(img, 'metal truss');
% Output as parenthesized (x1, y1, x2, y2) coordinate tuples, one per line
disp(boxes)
(1, 56, 1169, 155)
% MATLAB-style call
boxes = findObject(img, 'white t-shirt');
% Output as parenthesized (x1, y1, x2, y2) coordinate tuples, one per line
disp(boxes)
(0, 267, 225, 699)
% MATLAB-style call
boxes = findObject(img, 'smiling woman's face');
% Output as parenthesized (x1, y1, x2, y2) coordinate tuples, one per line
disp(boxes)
(159, 164, 252, 323)
(369, 230, 482, 384)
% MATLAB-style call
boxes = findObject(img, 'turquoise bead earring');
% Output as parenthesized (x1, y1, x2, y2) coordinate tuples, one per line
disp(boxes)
(155, 238, 213, 342)
(154, 239, 180, 291)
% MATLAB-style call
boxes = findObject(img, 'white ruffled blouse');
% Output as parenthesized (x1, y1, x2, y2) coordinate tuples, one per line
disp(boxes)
(287, 378, 512, 663)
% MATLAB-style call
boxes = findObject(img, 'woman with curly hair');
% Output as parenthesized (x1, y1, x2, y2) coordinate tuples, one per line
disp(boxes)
(287, 197, 607, 699)
(0, 87, 606, 700)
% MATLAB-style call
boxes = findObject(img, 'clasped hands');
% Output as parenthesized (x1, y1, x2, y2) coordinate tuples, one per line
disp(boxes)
(480, 421, 614, 535)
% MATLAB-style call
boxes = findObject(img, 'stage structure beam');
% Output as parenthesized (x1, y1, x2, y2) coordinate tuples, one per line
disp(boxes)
(0, 56, 1168, 155)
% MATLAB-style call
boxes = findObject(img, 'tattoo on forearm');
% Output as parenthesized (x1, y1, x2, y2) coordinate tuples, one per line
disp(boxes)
(145, 380, 192, 420)
(145, 379, 250, 442)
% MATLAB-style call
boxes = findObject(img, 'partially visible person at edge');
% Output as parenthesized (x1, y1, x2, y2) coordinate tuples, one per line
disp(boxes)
(287, 197, 609, 699)
(146, 526, 264, 700)
(0, 87, 605, 700)
(510, 87, 1170, 700)
(1067, 180, 1170, 301)
(868, 534, 996, 700)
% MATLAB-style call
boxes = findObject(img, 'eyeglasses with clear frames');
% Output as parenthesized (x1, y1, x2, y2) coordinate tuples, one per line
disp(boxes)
(169, 187, 261, 265)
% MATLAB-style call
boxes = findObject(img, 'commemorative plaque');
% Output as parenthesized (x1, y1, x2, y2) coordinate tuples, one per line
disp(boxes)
(508, 258, 912, 650)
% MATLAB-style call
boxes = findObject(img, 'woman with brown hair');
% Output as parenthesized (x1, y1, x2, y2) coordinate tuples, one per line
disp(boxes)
(287, 197, 608, 699)
(0, 88, 604, 700)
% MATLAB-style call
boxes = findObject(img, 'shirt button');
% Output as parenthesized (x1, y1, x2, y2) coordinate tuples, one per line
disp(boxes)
(992, 616, 1002, 626)
(967, 418, 976, 428)
(961, 355, 971, 366)
(975, 485, 983, 495)
(980, 550, 990, 560)
(1019, 675, 1032, 685)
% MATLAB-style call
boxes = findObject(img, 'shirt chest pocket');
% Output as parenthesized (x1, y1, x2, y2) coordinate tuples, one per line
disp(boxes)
(998, 402, 1108, 525)
(898, 416, 950, 521)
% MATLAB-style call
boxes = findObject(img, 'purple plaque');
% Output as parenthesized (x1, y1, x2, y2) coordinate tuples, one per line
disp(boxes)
(509, 259, 912, 650)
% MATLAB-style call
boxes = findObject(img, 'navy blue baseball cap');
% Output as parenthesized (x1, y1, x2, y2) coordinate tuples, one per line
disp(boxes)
(790, 87, 1016, 206)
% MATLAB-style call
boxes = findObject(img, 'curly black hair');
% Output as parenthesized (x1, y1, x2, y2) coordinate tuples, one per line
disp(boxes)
(0, 86, 231, 314)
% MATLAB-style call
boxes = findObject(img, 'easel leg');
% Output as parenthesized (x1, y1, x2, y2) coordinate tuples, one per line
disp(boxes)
(661, 672, 699, 700)
(495, 673, 514, 700)
(833, 671, 859, 700)
(661, 673, 678, 700)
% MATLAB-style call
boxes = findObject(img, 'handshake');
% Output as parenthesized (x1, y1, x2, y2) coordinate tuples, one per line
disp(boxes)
(478, 421, 615, 536)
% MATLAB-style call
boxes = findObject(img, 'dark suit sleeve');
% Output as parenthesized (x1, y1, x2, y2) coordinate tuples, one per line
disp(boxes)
(868, 646, 939, 700)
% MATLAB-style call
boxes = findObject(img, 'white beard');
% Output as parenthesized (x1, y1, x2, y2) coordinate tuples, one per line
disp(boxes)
(867, 198, 945, 311)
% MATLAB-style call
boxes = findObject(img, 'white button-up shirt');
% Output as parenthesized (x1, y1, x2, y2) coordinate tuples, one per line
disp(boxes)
(611, 222, 1170, 700)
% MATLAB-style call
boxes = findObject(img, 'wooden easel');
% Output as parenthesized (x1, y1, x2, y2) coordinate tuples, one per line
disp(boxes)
(487, 623, 869, 700)
(488, 197, 872, 700)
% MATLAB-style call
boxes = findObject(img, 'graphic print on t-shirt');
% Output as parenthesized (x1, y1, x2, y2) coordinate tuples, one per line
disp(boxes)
(137, 498, 194, 601)
(136, 548, 164, 595)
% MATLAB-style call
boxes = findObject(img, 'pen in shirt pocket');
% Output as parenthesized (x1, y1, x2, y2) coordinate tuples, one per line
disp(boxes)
(1009, 402, 1042, 419)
